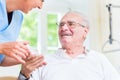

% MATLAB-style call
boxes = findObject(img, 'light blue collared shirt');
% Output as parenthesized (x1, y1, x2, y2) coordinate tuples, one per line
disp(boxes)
(0, 0, 23, 63)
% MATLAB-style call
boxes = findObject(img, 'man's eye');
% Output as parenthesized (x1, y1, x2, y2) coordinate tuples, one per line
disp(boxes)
(69, 22, 74, 26)
(60, 23, 64, 27)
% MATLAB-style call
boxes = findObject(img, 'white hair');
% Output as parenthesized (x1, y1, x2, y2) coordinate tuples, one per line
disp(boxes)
(65, 11, 89, 28)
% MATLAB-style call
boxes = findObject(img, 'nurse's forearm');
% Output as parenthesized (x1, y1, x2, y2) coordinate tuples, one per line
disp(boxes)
(0, 56, 20, 66)
(0, 44, 3, 53)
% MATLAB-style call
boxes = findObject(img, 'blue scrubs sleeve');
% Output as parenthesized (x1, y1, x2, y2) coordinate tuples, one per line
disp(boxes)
(0, 54, 5, 63)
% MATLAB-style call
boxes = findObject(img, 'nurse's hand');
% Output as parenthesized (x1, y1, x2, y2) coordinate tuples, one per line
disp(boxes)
(0, 41, 30, 64)
(20, 55, 46, 78)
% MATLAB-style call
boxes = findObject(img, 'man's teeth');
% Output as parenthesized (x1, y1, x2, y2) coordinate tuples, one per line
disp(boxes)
(62, 34, 72, 36)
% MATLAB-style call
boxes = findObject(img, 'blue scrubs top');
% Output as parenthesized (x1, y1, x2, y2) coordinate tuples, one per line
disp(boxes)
(0, 0, 23, 63)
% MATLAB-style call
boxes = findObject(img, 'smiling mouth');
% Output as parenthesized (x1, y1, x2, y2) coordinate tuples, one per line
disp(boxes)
(61, 34, 72, 37)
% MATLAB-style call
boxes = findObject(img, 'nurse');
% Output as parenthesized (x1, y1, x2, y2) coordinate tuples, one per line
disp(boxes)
(0, 0, 44, 66)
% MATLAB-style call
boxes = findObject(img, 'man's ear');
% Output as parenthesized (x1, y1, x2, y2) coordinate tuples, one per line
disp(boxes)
(84, 27, 89, 34)
(83, 27, 89, 40)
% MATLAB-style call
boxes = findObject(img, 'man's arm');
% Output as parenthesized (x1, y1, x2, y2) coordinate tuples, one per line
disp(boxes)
(18, 55, 46, 80)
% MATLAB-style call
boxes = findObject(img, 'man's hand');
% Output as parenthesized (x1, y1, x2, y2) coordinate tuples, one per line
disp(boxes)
(0, 41, 30, 64)
(20, 55, 46, 78)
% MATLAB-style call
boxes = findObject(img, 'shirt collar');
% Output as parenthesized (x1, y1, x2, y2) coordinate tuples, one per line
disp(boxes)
(56, 48, 89, 59)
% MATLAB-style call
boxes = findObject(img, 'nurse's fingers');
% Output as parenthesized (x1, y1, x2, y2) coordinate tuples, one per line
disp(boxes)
(12, 53, 26, 64)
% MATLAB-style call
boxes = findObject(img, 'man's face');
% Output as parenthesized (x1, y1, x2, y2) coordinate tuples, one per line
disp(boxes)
(58, 13, 89, 48)
(21, 0, 44, 13)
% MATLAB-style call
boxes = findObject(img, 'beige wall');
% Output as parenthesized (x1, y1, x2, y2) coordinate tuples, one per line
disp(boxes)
(88, 0, 102, 51)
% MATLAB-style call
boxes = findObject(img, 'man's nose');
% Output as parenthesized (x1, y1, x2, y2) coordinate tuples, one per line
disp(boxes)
(61, 24, 69, 30)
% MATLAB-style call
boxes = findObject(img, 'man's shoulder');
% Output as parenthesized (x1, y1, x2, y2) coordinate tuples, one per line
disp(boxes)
(88, 50, 106, 57)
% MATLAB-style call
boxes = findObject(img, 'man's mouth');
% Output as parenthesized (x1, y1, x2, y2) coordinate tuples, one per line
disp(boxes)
(61, 33, 72, 37)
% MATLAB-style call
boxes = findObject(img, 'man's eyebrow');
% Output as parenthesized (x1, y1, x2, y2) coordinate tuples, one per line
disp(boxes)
(67, 20, 76, 22)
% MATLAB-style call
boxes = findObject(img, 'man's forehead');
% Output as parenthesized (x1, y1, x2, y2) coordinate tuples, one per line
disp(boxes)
(65, 12, 80, 17)
(61, 15, 82, 22)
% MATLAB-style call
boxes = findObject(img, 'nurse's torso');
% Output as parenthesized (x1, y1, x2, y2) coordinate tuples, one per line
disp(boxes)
(0, 0, 23, 43)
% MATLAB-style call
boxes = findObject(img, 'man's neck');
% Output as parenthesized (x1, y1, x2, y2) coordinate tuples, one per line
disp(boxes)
(64, 46, 85, 58)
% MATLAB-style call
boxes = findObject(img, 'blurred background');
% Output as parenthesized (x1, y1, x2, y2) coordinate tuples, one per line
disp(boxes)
(1, 0, 120, 77)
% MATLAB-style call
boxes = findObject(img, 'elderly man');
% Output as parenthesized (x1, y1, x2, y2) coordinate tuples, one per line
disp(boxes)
(18, 11, 120, 80)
